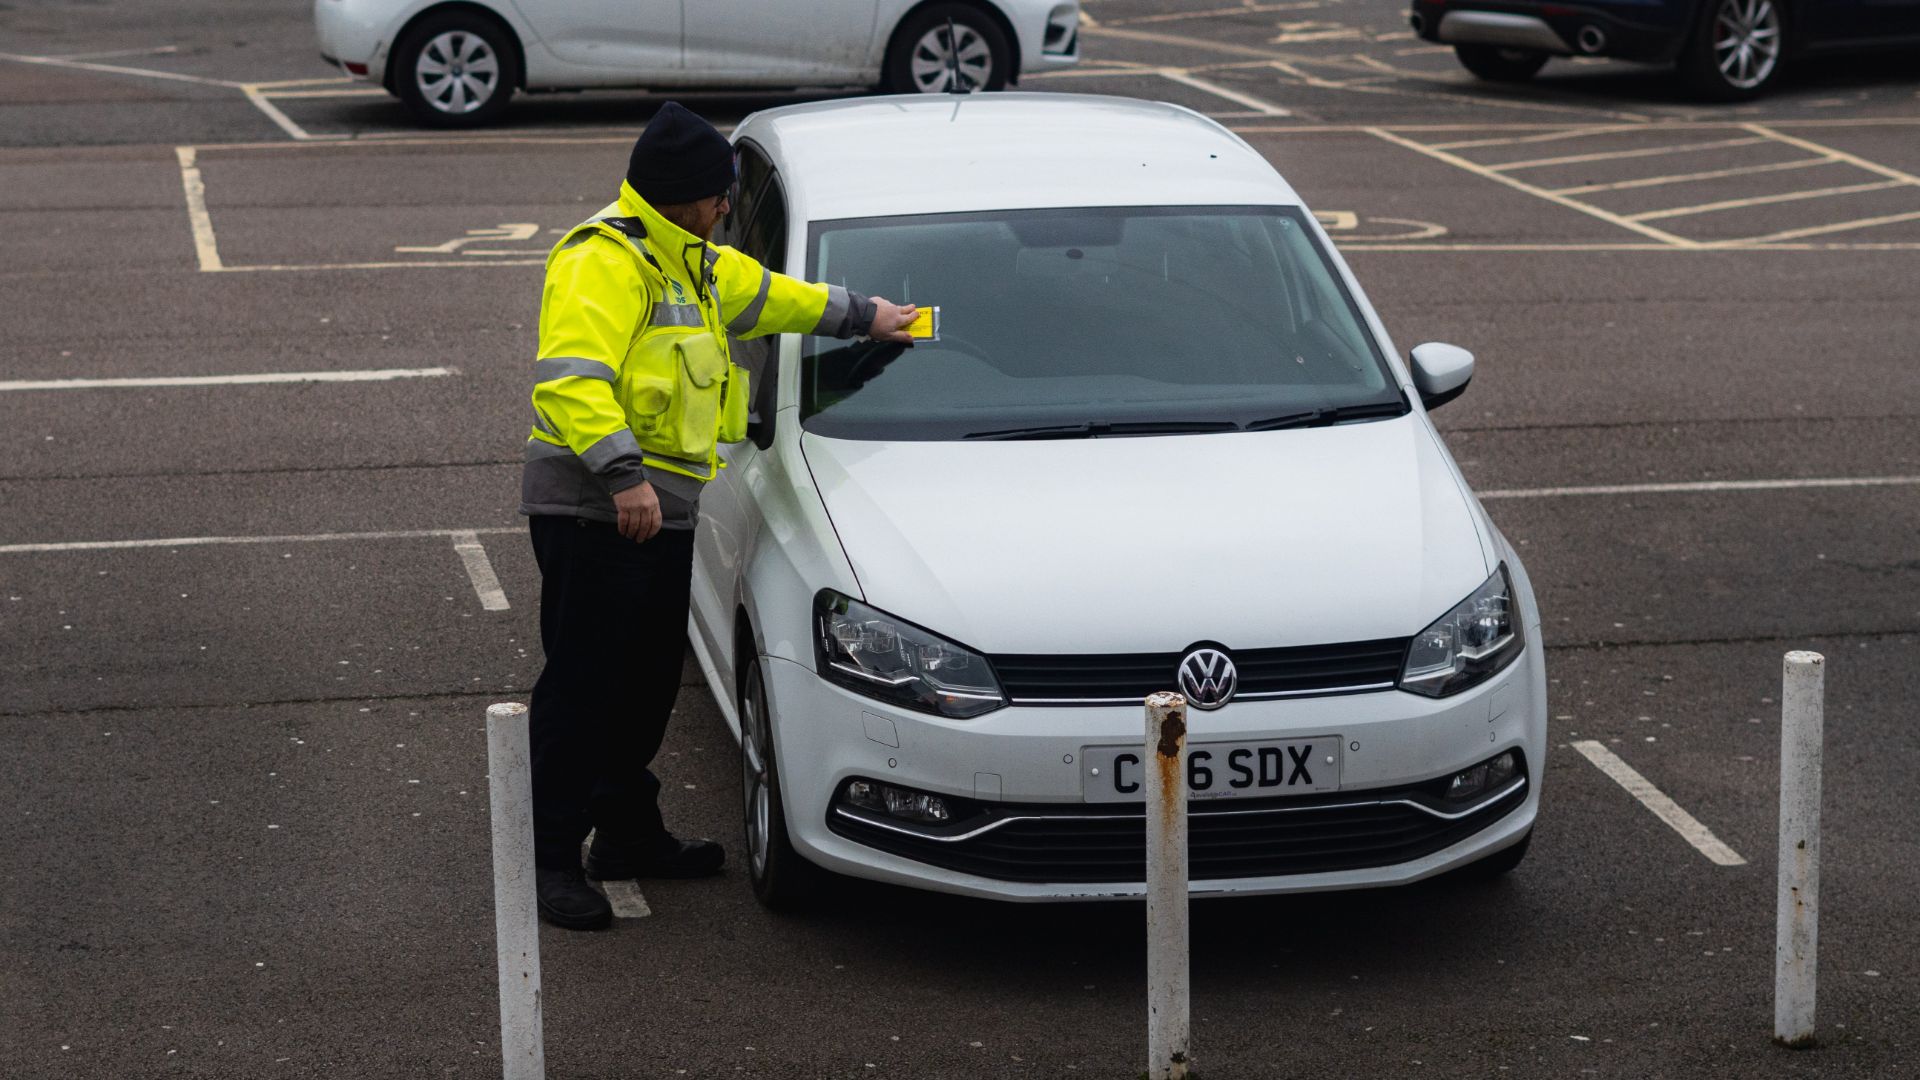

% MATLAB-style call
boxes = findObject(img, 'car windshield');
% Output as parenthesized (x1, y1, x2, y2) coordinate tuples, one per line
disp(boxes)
(801, 205, 1403, 441)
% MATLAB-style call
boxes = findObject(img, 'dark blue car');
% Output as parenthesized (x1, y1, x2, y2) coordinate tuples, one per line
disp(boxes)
(1409, 0, 1920, 99)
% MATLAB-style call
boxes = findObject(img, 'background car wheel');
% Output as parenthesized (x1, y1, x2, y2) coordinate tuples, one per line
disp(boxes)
(1463, 828, 1532, 880)
(1679, 0, 1785, 101)
(1453, 44, 1549, 83)
(885, 3, 1013, 93)
(739, 655, 820, 910)
(392, 12, 517, 127)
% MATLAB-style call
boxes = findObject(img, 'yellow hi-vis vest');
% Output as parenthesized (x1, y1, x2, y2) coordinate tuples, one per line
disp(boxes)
(521, 182, 866, 520)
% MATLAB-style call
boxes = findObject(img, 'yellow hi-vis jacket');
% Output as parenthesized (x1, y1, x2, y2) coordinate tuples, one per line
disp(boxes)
(520, 181, 874, 520)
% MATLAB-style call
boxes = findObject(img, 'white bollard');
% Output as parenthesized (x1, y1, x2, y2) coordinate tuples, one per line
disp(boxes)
(487, 702, 546, 1080)
(1145, 691, 1192, 1080)
(1774, 652, 1824, 1049)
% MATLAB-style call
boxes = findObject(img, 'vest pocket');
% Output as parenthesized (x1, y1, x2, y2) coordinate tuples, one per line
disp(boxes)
(718, 362, 750, 445)
(626, 328, 727, 468)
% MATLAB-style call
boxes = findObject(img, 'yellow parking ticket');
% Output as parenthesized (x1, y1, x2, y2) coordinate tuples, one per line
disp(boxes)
(906, 305, 940, 341)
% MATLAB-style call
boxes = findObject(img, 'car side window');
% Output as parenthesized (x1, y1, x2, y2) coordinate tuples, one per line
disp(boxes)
(726, 149, 788, 448)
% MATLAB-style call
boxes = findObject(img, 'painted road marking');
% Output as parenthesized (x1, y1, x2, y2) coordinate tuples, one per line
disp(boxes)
(1364, 126, 1699, 248)
(1552, 155, 1838, 196)
(1478, 475, 1920, 499)
(600, 879, 653, 919)
(241, 84, 343, 142)
(1571, 741, 1746, 866)
(1626, 179, 1906, 223)
(1745, 123, 1920, 188)
(1156, 68, 1291, 115)
(1427, 125, 1643, 152)
(1488, 136, 1771, 173)
(0, 527, 520, 557)
(0, 49, 240, 88)
(1728, 208, 1920, 247)
(0, 368, 453, 392)
(175, 146, 222, 272)
(451, 531, 510, 612)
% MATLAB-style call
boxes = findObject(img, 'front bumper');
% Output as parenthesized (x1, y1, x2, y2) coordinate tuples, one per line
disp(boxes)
(764, 637, 1545, 900)
(1409, 1, 1687, 64)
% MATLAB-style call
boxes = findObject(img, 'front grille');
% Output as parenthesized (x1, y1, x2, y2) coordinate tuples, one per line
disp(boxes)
(991, 638, 1411, 704)
(828, 779, 1525, 884)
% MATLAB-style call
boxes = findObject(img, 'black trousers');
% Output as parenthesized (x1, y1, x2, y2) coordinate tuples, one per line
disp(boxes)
(527, 515, 696, 870)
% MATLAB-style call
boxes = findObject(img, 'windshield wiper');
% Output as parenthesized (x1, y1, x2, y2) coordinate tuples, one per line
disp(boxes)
(962, 419, 1240, 441)
(1242, 400, 1408, 432)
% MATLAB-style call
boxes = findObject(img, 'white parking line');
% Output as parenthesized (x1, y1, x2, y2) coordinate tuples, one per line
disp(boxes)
(1571, 741, 1746, 866)
(174, 146, 222, 272)
(1364, 127, 1698, 248)
(1551, 155, 1838, 196)
(0, 49, 240, 88)
(1478, 475, 1920, 499)
(1626, 179, 1906, 223)
(1156, 68, 1291, 115)
(1489, 136, 1770, 173)
(0, 368, 453, 392)
(0, 527, 518, 557)
(599, 879, 653, 919)
(241, 84, 343, 142)
(450, 531, 511, 611)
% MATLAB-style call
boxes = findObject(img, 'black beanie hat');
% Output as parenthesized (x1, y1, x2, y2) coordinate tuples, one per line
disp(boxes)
(626, 101, 736, 206)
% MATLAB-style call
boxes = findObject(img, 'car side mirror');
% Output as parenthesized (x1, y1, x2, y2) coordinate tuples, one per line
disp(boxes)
(1410, 342, 1474, 411)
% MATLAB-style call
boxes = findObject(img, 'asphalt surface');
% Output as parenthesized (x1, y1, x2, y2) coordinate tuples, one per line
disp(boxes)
(3, 1, 1918, 1077)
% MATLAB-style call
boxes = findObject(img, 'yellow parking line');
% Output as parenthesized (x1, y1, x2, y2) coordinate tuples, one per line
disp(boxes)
(1364, 127, 1700, 248)
(1553, 155, 1838, 195)
(1743, 123, 1920, 187)
(1490, 136, 1770, 172)
(1428, 124, 1640, 151)
(1718, 208, 1920, 246)
(1627, 179, 1906, 222)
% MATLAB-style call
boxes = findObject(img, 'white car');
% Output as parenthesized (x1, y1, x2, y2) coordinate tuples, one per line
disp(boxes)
(688, 94, 1547, 906)
(313, 0, 1081, 126)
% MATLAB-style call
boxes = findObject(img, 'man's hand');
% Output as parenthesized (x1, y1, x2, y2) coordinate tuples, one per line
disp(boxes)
(613, 481, 662, 543)
(867, 297, 919, 344)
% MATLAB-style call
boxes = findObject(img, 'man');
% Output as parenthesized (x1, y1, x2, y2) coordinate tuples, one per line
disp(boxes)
(521, 101, 917, 930)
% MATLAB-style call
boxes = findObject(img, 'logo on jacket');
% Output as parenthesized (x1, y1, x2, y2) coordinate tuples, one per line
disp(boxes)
(669, 279, 688, 302)
(1177, 647, 1238, 710)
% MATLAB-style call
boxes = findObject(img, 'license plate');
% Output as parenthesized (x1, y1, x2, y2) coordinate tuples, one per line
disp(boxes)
(1079, 737, 1341, 803)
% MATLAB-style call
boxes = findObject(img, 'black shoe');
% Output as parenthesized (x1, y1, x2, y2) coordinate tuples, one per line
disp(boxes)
(536, 865, 612, 931)
(586, 833, 726, 880)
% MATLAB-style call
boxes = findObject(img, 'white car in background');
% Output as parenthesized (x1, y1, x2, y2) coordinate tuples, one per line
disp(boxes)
(689, 94, 1549, 908)
(313, 0, 1081, 126)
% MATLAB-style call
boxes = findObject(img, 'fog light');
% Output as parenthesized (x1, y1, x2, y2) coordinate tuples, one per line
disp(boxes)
(843, 779, 950, 824)
(1487, 749, 1518, 787)
(1446, 763, 1490, 800)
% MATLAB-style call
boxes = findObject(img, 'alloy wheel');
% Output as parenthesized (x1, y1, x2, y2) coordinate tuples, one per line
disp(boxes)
(1712, 0, 1781, 90)
(415, 30, 500, 115)
(908, 23, 993, 93)
(740, 669, 771, 877)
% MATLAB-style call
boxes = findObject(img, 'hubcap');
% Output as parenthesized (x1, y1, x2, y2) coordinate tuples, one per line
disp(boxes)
(416, 30, 500, 114)
(1712, 0, 1780, 90)
(908, 23, 992, 93)
(740, 672, 771, 876)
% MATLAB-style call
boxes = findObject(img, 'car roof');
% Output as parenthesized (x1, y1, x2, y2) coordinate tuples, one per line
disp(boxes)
(734, 93, 1304, 222)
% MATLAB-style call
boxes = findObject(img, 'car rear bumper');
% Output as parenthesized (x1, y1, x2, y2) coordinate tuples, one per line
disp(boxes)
(764, 635, 1546, 900)
(312, 0, 392, 81)
(1409, 1, 1687, 64)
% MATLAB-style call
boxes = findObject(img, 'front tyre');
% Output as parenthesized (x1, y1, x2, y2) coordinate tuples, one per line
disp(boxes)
(1454, 44, 1549, 83)
(740, 656, 819, 910)
(1679, 0, 1785, 101)
(885, 3, 1013, 93)
(392, 12, 517, 127)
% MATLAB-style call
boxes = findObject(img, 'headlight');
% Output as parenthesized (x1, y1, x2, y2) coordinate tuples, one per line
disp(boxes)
(1399, 564, 1523, 697)
(814, 591, 1006, 718)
